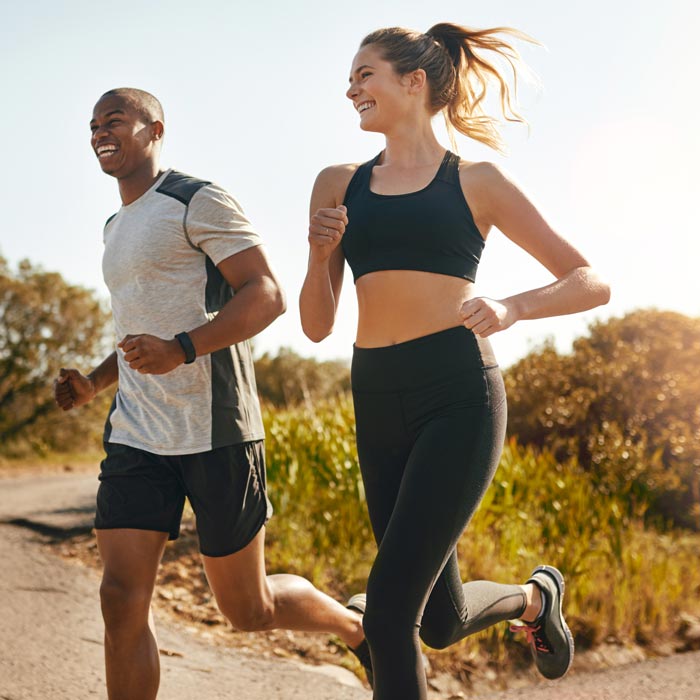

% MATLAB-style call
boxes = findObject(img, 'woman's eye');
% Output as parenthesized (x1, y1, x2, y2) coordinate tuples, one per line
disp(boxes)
(361, 72, 372, 79)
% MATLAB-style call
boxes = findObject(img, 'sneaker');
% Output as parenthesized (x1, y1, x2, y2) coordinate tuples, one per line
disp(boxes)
(346, 593, 373, 688)
(510, 565, 575, 680)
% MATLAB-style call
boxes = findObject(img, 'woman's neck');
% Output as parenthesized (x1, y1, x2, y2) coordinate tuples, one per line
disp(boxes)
(381, 121, 445, 169)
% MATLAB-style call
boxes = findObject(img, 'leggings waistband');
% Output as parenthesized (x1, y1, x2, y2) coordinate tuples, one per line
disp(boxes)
(351, 326, 498, 393)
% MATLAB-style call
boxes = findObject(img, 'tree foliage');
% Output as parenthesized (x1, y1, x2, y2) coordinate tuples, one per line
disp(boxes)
(254, 347, 350, 407)
(504, 309, 700, 528)
(0, 256, 112, 456)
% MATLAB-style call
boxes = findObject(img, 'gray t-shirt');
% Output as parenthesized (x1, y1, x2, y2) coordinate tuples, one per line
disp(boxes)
(102, 169, 265, 455)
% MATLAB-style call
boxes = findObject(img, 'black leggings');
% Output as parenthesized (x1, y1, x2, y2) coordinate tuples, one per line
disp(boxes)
(351, 327, 527, 700)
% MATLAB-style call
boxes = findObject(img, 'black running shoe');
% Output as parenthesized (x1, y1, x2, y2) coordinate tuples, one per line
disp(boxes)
(346, 593, 373, 688)
(510, 565, 575, 680)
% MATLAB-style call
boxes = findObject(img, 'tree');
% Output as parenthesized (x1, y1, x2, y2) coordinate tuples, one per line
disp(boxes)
(504, 309, 700, 529)
(0, 256, 111, 456)
(254, 347, 350, 407)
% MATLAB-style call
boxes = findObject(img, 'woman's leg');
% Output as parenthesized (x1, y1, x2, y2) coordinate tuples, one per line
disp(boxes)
(419, 551, 526, 649)
(359, 385, 518, 700)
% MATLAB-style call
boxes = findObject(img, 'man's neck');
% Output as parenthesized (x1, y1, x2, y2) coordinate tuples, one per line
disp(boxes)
(118, 161, 165, 205)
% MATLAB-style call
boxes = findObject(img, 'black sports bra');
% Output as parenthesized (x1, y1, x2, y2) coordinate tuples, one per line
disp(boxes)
(341, 150, 485, 283)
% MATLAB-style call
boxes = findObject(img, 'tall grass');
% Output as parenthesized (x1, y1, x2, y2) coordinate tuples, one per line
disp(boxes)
(262, 394, 700, 667)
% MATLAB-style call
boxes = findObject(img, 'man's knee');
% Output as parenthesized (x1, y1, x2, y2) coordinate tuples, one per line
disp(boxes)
(218, 594, 275, 632)
(100, 575, 153, 632)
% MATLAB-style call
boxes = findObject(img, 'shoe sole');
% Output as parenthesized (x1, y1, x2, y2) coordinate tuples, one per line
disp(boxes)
(346, 593, 366, 615)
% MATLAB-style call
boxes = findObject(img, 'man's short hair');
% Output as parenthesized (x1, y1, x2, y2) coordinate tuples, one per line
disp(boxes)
(100, 88, 164, 125)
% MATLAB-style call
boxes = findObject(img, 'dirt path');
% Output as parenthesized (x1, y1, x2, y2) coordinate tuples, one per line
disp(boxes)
(0, 472, 369, 700)
(1, 470, 699, 700)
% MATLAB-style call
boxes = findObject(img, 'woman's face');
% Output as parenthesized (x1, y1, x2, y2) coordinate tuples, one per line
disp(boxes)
(346, 44, 415, 133)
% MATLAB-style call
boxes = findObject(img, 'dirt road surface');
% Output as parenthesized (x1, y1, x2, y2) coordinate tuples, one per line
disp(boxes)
(1, 471, 699, 700)
(0, 472, 369, 700)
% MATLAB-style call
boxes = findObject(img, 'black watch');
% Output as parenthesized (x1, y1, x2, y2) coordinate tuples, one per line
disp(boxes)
(175, 332, 197, 364)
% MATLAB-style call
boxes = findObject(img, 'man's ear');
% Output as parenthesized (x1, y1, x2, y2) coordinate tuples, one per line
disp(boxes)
(152, 120, 164, 141)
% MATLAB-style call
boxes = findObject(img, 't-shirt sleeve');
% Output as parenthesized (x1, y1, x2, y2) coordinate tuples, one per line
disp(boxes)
(184, 183, 263, 265)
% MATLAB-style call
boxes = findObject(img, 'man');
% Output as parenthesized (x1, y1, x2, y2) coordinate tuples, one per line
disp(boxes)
(54, 88, 367, 700)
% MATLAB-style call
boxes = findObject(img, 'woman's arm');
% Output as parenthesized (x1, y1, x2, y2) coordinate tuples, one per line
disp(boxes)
(459, 162, 611, 337)
(299, 165, 355, 342)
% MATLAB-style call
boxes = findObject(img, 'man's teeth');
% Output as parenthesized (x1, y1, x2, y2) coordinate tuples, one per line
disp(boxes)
(97, 146, 118, 157)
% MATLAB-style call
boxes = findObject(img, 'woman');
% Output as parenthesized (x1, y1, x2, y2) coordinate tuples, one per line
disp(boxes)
(299, 23, 610, 700)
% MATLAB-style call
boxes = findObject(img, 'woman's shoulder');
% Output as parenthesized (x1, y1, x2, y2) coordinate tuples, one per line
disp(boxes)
(457, 158, 511, 183)
(315, 162, 364, 185)
(456, 158, 520, 202)
(311, 163, 365, 206)
(454, 159, 519, 233)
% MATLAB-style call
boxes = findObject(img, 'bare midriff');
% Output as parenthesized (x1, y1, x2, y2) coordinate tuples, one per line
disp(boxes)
(354, 270, 477, 348)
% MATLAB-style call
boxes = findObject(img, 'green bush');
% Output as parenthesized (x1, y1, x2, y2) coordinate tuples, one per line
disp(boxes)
(504, 310, 700, 529)
(261, 397, 700, 662)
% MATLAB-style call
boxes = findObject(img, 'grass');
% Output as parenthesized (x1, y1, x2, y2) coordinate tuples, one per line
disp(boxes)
(10, 392, 700, 683)
(261, 394, 700, 673)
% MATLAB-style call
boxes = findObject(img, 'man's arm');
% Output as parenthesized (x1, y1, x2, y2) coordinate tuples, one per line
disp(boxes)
(119, 246, 286, 375)
(54, 351, 119, 411)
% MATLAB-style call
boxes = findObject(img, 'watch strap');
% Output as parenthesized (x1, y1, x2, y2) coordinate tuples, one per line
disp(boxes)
(175, 332, 196, 364)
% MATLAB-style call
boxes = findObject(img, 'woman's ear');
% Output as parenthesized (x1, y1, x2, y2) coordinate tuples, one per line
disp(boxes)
(407, 68, 427, 95)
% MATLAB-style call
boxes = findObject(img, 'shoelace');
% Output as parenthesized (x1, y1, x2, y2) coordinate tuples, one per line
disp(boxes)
(510, 623, 552, 653)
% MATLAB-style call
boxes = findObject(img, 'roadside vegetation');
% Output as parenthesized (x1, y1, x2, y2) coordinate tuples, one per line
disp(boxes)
(3, 256, 700, 684)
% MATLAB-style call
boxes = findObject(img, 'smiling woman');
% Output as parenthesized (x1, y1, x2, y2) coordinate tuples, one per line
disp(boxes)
(300, 20, 610, 700)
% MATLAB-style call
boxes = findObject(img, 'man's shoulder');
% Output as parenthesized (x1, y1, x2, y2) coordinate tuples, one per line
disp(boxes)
(156, 170, 213, 206)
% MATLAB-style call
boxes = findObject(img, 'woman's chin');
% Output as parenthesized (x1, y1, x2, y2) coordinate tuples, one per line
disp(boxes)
(359, 119, 383, 134)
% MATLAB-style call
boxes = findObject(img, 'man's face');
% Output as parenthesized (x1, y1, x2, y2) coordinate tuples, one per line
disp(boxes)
(89, 95, 160, 178)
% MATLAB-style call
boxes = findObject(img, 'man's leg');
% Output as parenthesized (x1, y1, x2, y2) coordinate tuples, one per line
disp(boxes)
(202, 526, 364, 648)
(97, 529, 169, 700)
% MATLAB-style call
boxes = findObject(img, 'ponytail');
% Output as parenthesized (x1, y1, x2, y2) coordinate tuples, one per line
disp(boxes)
(360, 23, 539, 152)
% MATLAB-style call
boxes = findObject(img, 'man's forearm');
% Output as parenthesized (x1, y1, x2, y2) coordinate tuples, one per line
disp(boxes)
(87, 351, 119, 393)
(187, 276, 286, 357)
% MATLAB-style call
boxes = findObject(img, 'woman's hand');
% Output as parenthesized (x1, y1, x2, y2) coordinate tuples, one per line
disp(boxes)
(308, 205, 348, 263)
(460, 296, 519, 337)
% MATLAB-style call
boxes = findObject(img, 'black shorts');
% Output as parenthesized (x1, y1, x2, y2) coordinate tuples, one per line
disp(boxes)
(95, 440, 272, 557)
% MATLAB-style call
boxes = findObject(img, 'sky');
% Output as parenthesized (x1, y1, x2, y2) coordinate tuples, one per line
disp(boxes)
(1, 0, 698, 368)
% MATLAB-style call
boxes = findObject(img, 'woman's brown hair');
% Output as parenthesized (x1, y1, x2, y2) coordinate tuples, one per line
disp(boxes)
(360, 23, 539, 153)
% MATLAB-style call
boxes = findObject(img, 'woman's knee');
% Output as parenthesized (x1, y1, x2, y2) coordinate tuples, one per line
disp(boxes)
(362, 601, 415, 647)
(419, 616, 456, 650)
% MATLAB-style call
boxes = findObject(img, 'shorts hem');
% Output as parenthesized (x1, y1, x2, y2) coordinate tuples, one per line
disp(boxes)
(199, 510, 267, 558)
(94, 524, 178, 541)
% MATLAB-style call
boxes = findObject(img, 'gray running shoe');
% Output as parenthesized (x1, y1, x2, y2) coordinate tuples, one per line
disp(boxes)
(510, 565, 575, 680)
(346, 593, 373, 688)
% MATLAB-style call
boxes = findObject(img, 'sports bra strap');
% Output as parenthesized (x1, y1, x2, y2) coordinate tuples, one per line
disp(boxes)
(435, 151, 461, 187)
(343, 155, 379, 203)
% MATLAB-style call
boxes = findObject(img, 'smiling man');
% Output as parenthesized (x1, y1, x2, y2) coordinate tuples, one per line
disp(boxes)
(53, 88, 365, 700)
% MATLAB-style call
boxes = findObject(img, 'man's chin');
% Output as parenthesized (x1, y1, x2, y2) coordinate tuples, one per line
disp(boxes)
(98, 162, 121, 177)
